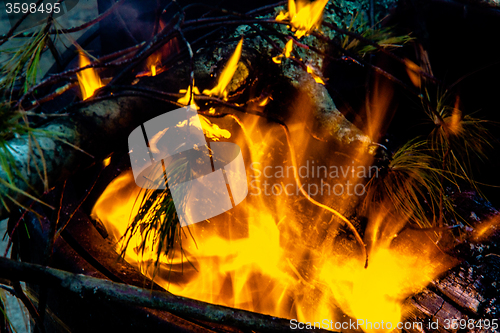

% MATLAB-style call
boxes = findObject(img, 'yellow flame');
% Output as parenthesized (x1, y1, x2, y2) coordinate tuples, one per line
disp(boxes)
(76, 52, 103, 100)
(306, 65, 325, 85)
(272, 56, 283, 64)
(94, 83, 456, 331)
(203, 38, 243, 99)
(178, 82, 201, 110)
(273, 39, 294, 64)
(284, 38, 294, 57)
(199, 115, 231, 141)
(149, 128, 169, 154)
(94, 171, 451, 331)
(277, 0, 329, 39)
(146, 52, 162, 77)
(102, 156, 111, 168)
(258, 96, 270, 106)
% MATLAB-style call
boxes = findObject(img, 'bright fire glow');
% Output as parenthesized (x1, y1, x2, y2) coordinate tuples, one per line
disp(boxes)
(93, 103, 454, 331)
(320, 217, 452, 332)
(203, 38, 243, 99)
(76, 52, 103, 100)
(276, 0, 329, 39)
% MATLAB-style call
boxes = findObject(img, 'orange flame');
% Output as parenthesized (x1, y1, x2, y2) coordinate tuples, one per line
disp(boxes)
(306, 65, 325, 85)
(404, 59, 422, 89)
(199, 115, 231, 141)
(93, 74, 455, 331)
(177, 82, 201, 109)
(76, 52, 103, 100)
(102, 156, 111, 168)
(473, 214, 500, 241)
(273, 39, 294, 64)
(203, 38, 243, 99)
(147, 52, 162, 77)
(276, 0, 329, 39)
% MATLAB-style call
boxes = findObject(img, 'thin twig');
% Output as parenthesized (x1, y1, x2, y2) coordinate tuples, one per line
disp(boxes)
(54, 170, 102, 240)
(245, 1, 287, 16)
(69, 91, 184, 110)
(35, 180, 66, 332)
(4, 200, 38, 258)
(0, 0, 45, 47)
(0, 0, 126, 40)
(107, 17, 181, 85)
(16, 43, 145, 109)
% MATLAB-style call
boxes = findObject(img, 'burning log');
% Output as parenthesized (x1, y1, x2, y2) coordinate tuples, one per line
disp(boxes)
(404, 254, 500, 333)
(0, 256, 333, 333)
(10, 184, 500, 333)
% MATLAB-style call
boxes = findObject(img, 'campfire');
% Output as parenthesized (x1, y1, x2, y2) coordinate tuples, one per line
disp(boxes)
(91, 121, 455, 331)
(89, 17, 471, 330)
(2, 0, 500, 332)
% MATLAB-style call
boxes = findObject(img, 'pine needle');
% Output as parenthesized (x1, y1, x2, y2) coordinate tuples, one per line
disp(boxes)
(0, 23, 50, 99)
(120, 155, 195, 280)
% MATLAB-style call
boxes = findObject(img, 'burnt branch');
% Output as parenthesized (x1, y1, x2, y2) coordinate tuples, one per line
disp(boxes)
(0, 257, 333, 333)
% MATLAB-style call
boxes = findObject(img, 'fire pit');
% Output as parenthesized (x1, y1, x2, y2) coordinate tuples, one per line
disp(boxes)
(2, 0, 500, 332)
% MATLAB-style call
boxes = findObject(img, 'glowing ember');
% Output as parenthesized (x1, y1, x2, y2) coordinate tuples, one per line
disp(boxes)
(202, 38, 243, 99)
(76, 52, 103, 100)
(276, 0, 329, 39)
